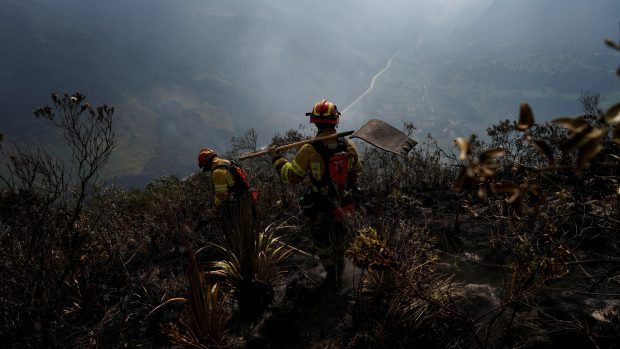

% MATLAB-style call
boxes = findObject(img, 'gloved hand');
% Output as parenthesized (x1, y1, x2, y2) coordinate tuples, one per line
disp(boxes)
(268, 146, 283, 163)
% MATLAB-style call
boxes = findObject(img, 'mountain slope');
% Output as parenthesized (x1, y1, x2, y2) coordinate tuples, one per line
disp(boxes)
(2, 0, 618, 184)
(0, 0, 402, 185)
(343, 0, 620, 144)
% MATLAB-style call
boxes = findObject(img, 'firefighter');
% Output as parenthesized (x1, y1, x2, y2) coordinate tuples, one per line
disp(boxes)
(198, 148, 237, 215)
(269, 99, 362, 287)
(197, 148, 257, 247)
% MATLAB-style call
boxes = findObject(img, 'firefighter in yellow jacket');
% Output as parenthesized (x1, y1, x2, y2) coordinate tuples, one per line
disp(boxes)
(197, 148, 237, 214)
(270, 99, 362, 286)
(198, 149, 255, 237)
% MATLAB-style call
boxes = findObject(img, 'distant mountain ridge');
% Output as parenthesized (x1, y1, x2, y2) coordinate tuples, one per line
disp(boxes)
(465, 0, 619, 49)
(341, 0, 620, 145)
(1, 0, 618, 186)
(0, 0, 407, 186)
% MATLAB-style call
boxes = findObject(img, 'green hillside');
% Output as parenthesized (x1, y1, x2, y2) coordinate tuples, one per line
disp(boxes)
(1, 0, 619, 185)
(342, 0, 620, 148)
(0, 0, 402, 186)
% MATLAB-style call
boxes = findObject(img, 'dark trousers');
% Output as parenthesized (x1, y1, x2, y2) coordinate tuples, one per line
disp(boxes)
(310, 211, 345, 270)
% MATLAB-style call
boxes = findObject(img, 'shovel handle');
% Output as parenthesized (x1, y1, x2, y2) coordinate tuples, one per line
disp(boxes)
(239, 130, 353, 160)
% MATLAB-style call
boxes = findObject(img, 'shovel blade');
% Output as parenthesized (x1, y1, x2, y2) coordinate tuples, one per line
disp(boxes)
(351, 119, 417, 156)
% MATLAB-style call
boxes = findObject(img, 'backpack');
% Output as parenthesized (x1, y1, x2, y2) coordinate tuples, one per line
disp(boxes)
(306, 139, 355, 218)
(217, 159, 257, 202)
(312, 140, 350, 198)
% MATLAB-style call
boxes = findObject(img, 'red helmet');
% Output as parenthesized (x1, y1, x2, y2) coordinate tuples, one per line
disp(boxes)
(198, 148, 217, 170)
(306, 99, 340, 124)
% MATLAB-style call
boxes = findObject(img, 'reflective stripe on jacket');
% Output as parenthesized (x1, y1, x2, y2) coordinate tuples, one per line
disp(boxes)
(273, 129, 362, 190)
(210, 157, 235, 208)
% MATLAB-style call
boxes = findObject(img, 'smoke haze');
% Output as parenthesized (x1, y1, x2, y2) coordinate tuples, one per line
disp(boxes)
(1, 0, 618, 185)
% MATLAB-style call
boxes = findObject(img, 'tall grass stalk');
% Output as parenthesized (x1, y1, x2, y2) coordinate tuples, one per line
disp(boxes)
(212, 194, 291, 312)
(166, 251, 230, 347)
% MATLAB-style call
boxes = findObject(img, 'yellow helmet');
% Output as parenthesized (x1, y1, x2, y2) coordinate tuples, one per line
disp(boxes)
(306, 99, 340, 125)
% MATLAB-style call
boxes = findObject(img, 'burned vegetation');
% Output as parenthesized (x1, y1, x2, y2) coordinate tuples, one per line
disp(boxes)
(1, 49, 620, 348)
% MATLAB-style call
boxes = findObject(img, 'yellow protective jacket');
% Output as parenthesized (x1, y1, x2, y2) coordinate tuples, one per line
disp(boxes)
(210, 157, 235, 209)
(273, 129, 362, 192)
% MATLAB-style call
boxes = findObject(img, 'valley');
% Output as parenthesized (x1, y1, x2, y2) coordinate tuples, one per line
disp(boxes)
(1, 0, 619, 185)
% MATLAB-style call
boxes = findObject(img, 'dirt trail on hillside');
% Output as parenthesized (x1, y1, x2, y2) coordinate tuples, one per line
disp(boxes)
(341, 35, 424, 115)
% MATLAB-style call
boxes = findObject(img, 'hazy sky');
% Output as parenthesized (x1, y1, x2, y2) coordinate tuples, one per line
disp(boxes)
(1, 0, 619, 184)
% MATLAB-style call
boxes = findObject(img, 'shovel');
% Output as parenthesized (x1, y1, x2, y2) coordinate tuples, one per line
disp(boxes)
(238, 119, 417, 160)
(349, 119, 417, 156)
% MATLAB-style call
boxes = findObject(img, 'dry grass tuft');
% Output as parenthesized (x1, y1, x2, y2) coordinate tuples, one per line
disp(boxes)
(165, 251, 231, 348)
(211, 194, 291, 313)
